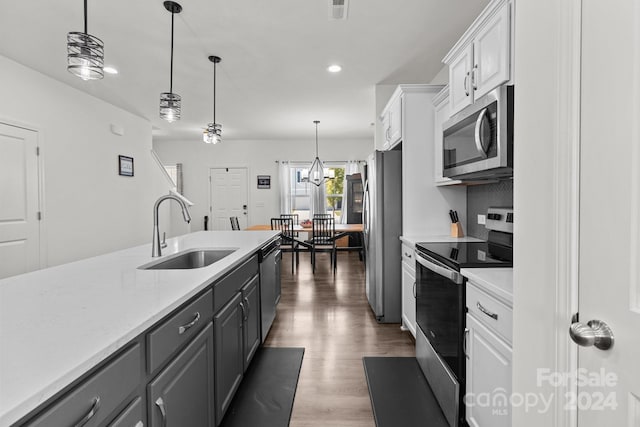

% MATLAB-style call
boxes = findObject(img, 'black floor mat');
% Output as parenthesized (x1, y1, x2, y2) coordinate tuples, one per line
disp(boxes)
(363, 357, 449, 427)
(220, 347, 305, 427)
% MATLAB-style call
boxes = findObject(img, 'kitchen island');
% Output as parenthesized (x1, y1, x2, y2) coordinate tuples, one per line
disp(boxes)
(0, 230, 279, 427)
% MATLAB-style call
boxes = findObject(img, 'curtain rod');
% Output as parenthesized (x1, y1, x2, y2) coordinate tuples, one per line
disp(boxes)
(275, 160, 366, 164)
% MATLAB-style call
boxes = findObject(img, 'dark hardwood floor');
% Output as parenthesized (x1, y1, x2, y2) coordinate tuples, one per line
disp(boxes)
(264, 251, 415, 427)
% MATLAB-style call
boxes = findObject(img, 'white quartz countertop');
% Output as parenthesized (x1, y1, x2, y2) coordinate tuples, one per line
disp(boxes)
(0, 230, 279, 427)
(400, 235, 483, 247)
(461, 268, 514, 306)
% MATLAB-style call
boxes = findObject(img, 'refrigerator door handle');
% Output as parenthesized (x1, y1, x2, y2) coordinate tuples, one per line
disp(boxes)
(363, 180, 370, 241)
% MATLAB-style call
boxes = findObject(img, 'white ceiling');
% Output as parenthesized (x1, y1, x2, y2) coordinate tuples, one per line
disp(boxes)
(0, 0, 489, 142)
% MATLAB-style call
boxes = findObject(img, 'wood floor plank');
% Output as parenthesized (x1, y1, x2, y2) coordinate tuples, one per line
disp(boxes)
(264, 252, 415, 426)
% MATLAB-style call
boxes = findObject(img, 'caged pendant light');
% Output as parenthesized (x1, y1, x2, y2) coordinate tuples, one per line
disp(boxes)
(203, 55, 222, 144)
(159, 1, 182, 122)
(67, 0, 104, 80)
(308, 120, 333, 186)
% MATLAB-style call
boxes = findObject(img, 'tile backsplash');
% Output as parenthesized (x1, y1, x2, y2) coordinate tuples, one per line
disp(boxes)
(466, 180, 514, 239)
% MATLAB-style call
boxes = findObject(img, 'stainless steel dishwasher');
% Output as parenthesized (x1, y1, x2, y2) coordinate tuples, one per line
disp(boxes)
(258, 238, 281, 342)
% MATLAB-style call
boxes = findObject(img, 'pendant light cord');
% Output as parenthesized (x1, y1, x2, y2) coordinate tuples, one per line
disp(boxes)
(213, 60, 216, 123)
(315, 121, 320, 157)
(83, 0, 88, 34)
(169, 11, 175, 93)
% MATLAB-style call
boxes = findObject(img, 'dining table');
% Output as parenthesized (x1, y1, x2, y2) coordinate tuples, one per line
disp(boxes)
(245, 223, 365, 259)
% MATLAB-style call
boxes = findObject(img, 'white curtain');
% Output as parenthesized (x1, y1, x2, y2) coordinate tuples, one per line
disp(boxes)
(340, 161, 362, 223)
(309, 182, 326, 218)
(278, 161, 292, 214)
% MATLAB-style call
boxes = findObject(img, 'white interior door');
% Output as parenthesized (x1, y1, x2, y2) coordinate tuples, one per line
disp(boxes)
(209, 168, 248, 230)
(573, 1, 640, 424)
(0, 123, 40, 279)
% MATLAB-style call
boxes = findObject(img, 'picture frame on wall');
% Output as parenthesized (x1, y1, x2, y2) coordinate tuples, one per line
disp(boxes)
(119, 155, 134, 177)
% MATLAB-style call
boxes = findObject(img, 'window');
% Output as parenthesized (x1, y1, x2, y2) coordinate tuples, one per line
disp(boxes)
(283, 163, 345, 221)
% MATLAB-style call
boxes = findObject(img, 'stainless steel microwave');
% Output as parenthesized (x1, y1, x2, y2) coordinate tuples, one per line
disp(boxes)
(442, 85, 513, 180)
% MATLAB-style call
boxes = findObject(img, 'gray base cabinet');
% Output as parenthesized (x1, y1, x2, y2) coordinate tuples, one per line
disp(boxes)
(148, 322, 215, 427)
(18, 251, 274, 427)
(214, 293, 245, 422)
(24, 345, 142, 427)
(242, 275, 261, 370)
(108, 397, 143, 427)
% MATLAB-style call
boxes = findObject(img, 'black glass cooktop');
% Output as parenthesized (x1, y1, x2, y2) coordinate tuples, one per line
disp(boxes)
(415, 241, 513, 270)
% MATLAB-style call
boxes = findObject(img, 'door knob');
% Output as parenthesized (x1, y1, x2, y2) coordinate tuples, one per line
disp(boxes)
(569, 319, 614, 350)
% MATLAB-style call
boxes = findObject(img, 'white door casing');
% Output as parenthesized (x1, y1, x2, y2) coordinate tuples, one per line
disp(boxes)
(209, 168, 248, 230)
(573, 0, 640, 425)
(0, 123, 41, 279)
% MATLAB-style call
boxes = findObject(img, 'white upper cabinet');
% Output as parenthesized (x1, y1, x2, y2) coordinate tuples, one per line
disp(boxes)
(472, 4, 511, 98)
(448, 45, 474, 115)
(380, 92, 403, 150)
(444, 0, 513, 117)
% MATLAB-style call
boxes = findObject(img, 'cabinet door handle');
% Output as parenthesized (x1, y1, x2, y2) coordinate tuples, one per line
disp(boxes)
(74, 396, 100, 427)
(464, 72, 470, 96)
(244, 296, 251, 321)
(472, 64, 478, 90)
(463, 328, 470, 359)
(239, 301, 247, 322)
(412, 282, 416, 299)
(477, 302, 498, 320)
(404, 252, 412, 259)
(155, 397, 167, 427)
(178, 312, 201, 335)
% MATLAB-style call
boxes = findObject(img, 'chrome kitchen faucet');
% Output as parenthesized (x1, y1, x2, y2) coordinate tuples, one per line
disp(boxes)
(152, 194, 191, 257)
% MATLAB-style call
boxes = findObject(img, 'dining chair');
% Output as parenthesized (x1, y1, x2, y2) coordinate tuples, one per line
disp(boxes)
(280, 213, 300, 237)
(313, 213, 333, 219)
(230, 216, 241, 230)
(310, 217, 336, 274)
(270, 217, 298, 273)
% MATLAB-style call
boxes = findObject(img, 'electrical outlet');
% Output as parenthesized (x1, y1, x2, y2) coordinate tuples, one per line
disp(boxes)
(477, 214, 486, 225)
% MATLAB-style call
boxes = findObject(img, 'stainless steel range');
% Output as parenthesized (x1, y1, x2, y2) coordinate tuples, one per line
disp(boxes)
(414, 207, 513, 427)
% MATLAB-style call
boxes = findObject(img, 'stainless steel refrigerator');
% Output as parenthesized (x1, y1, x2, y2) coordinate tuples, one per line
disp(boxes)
(363, 150, 402, 323)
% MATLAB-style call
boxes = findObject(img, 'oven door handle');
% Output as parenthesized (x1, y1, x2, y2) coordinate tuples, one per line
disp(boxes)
(416, 253, 464, 285)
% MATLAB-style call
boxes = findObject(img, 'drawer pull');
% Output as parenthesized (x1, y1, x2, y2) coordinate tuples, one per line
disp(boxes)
(155, 397, 167, 427)
(74, 396, 100, 427)
(178, 312, 201, 335)
(477, 302, 498, 320)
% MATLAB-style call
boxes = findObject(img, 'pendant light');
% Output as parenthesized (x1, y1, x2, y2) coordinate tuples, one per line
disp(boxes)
(308, 120, 332, 186)
(203, 55, 222, 144)
(67, 0, 104, 80)
(159, 1, 182, 122)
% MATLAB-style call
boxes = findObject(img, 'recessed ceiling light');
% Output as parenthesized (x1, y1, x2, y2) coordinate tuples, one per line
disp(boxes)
(103, 66, 118, 75)
(327, 64, 342, 73)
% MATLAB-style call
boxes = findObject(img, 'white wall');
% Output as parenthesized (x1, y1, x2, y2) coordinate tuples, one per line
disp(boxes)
(0, 55, 169, 267)
(153, 138, 373, 229)
(429, 66, 449, 85)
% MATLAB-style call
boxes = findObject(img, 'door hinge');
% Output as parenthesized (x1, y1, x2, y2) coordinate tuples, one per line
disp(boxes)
(36, 147, 40, 156)
(37, 211, 42, 221)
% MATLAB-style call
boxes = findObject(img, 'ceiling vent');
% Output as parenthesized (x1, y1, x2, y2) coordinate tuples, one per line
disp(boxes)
(329, 0, 349, 20)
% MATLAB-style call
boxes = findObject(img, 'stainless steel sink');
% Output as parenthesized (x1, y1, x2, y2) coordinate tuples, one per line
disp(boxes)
(140, 249, 236, 270)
